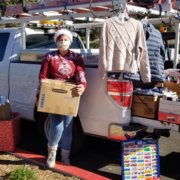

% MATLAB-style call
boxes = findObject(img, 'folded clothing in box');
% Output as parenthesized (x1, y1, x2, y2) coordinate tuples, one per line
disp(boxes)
(0, 112, 21, 151)
(158, 98, 180, 124)
(163, 82, 180, 99)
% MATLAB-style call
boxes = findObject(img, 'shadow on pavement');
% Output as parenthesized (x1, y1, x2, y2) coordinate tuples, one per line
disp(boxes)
(71, 136, 122, 180)
(19, 120, 180, 180)
(19, 120, 47, 156)
(19, 120, 122, 180)
(160, 152, 180, 180)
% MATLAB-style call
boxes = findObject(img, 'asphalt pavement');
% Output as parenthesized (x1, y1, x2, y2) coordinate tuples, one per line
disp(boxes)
(19, 120, 180, 180)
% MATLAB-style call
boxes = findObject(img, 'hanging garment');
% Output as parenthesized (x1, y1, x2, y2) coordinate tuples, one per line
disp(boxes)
(142, 20, 166, 82)
(99, 17, 151, 83)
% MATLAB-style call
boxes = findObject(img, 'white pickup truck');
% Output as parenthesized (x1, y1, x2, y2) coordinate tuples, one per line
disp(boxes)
(0, 27, 178, 152)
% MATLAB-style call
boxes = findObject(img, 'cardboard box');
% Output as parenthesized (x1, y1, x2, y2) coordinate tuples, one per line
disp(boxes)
(158, 98, 180, 124)
(0, 112, 21, 151)
(0, 101, 11, 120)
(38, 79, 80, 117)
(132, 95, 161, 119)
(157, 82, 180, 98)
(163, 82, 180, 98)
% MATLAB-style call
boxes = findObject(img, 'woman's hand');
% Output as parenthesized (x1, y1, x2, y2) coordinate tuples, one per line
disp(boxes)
(75, 84, 85, 96)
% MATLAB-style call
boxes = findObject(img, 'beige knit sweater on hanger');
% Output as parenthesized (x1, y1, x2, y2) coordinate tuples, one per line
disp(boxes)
(98, 17, 151, 83)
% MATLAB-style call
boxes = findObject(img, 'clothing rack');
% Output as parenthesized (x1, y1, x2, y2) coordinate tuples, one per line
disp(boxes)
(1, 1, 168, 22)
(0, 0, 179, 68)
(72, 15, 180, 68)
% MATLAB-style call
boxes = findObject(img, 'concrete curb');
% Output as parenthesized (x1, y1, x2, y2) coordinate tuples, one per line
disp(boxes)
(10, 148, 110, 180)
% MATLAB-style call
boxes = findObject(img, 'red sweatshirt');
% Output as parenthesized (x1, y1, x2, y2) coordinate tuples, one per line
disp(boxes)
(39, 50, 87, 89)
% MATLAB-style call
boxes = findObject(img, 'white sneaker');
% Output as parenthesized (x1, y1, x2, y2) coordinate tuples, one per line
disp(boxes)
(61, 149, 70, 165)
(47, 146, 57, 168)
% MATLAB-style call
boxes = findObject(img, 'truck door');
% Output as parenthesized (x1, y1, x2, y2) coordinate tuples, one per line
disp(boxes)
(0, 31, 14, 98)
(7, 30, 41, 120)
(9, 61, 40, 120)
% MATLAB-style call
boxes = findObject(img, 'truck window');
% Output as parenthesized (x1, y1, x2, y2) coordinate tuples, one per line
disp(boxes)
(26, 34, 84, 49)
(0, 33, 10, 61)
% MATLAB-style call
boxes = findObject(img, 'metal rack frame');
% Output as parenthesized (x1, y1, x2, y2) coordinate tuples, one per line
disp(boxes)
(0, 0, 179, 68)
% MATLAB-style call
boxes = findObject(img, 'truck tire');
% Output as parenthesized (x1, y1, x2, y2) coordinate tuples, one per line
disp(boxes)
(71, 116, 85, 155)
(36, 112, 49, 146)
(36, 112, 85, 155)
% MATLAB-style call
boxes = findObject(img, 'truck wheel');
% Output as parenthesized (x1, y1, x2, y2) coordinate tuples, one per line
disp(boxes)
(37, 112, 49, 146)
(71, 116, 85, 155)
(37, 112, 85, 154)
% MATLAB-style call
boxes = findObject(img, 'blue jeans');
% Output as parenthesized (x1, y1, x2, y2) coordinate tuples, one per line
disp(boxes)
(48, 114, 73, 151)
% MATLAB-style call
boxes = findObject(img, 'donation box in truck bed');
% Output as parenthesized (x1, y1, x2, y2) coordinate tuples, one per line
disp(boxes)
(37, 79, 80, 117)
(131, 94, 161, 119)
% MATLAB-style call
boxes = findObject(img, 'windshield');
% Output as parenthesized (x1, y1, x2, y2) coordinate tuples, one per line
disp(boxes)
(26, 34, 84, 49)
(0, 33, 10, 61)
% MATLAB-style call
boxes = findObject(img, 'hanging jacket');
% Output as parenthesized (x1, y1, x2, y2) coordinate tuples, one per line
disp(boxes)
(142, 20, 166, 82)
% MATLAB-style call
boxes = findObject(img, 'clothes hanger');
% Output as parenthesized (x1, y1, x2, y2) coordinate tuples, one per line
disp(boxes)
(112, 0, 129, 22)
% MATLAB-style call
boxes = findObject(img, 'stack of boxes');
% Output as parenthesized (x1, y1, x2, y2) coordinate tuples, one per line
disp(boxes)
(131, 82, 180, 126)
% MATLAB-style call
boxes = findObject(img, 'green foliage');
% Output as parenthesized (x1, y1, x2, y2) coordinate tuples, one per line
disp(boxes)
(90, 28, 101, 48)
(0, 0, 38, 6)
(25, 0, 38, 4)
(77, 27, 101, 49)
(4, 0, 21, 6)
(8, 166, 36, 180)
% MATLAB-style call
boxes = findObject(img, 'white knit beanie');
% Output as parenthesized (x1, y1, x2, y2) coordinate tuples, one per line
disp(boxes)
(54, 29, 73, 43)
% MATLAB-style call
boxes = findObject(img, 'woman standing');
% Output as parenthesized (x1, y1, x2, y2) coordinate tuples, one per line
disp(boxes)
(39, 29, 87, 168)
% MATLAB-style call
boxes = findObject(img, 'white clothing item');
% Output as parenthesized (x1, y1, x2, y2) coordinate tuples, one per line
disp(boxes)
(54, 29, 73, 43)
(98, 17, 151, 83)
(47, 145, 58, 168)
